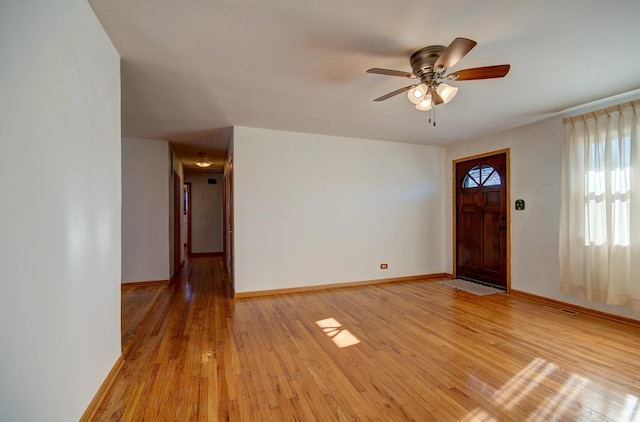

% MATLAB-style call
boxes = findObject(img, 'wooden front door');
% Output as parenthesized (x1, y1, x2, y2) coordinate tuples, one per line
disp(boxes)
(455, 152, 508, 288)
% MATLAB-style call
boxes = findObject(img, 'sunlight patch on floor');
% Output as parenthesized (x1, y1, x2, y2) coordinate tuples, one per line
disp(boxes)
(462, 356, 640, 421)
(493, 357, 558, 409)
(316, 317, 360, 348)
(460, 408, 497, 421)
(622, 394, 640, 421)
(527, 373, 588, 422)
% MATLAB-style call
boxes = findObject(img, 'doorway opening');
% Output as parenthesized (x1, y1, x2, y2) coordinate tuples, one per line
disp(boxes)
(183, 182, 192, 256)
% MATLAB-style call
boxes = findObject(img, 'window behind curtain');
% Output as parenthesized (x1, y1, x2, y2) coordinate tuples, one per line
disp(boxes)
(584, 132, 631, 247)
(559, 99, 640, 310)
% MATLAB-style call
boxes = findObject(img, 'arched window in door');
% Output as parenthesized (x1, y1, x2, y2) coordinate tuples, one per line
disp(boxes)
(462, 165, 502, 188)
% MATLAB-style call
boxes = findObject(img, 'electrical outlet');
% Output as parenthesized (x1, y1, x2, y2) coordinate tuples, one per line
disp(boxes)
(380, 263, 388, 269)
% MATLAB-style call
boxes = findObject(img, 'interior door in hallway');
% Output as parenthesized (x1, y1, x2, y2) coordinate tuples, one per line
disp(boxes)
(173, 171, 181, 276)
(455, 152, 508, 289)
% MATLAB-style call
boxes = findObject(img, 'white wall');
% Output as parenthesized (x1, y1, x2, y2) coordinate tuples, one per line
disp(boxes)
(185, 171, 224, 254)
(0, 0, 122, 420)
(233, 126, 445, 294)
(444, 117, 640, 320)
(121, 137, 170, 283)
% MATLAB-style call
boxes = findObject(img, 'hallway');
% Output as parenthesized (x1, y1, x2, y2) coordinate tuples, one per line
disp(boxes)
(96, 256, 640, 421)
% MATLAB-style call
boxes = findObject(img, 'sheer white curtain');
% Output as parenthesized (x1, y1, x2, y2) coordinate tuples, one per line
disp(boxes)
(559, 99, 640, 310)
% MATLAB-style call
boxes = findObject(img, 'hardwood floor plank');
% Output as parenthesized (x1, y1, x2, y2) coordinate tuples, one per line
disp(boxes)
(120, 284, 166, 351)
(95, 256, 640, 421)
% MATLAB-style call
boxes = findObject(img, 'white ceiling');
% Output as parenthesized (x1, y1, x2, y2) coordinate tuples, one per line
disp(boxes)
(89, 0, 640, 168)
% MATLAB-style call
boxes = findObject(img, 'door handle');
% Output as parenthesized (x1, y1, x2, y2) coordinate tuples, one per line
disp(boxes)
(499, 226, 506, 231)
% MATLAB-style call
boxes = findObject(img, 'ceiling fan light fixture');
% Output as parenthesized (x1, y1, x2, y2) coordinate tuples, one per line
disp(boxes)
(436, 83, 458, 104)
(415, 93, 433, 111)
(407, 84, 428, 104)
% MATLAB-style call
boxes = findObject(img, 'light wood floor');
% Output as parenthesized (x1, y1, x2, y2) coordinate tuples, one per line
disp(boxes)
(121, 284, 167, 351)
(97, 257, 640, 421)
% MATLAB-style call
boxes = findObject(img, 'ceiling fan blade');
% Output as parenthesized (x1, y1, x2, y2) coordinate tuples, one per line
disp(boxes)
(367, 68, 417, 79)
(448, 65, 511, 81)
(434, 38, 477, 72)
(432, 91, 444, 105)
(373, 84, 416, 101)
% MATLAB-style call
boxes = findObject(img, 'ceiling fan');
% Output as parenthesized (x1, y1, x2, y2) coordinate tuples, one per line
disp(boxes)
(367, 38, 510, 125)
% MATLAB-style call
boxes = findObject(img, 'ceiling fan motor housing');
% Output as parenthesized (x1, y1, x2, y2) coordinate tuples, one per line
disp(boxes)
(409, 45, 446, 79)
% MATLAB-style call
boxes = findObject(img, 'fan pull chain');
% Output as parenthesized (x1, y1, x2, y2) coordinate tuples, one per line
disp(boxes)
(427, 100, 436, 126)
(433, 102, 436, 127)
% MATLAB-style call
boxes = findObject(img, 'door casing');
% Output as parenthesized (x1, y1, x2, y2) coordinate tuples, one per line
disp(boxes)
(223, 156, 234, 296)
